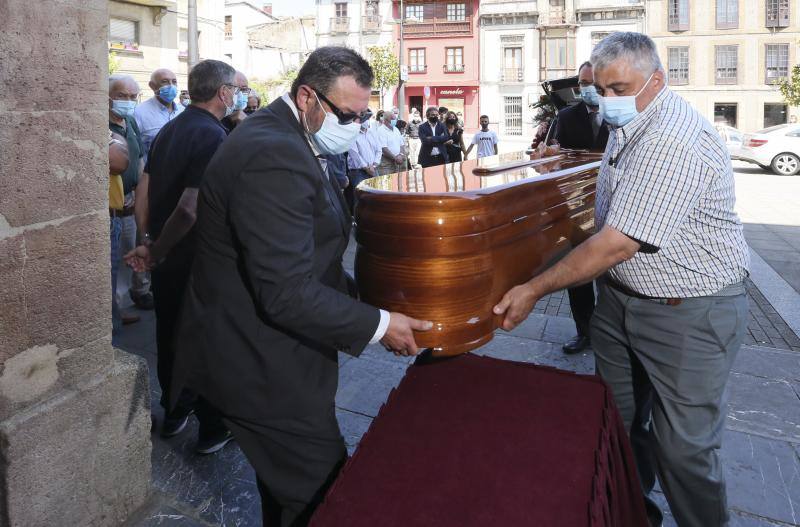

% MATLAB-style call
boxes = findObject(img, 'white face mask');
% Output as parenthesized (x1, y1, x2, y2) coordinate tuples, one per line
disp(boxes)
(304, 91, 361, 155)
(597, 71, 654, 128)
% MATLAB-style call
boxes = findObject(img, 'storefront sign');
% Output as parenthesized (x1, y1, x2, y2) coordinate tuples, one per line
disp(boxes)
(439, 87, 465, 96)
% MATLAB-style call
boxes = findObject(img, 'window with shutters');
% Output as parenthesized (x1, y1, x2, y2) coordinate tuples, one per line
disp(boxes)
(504, 96, 523, 136)
(766, 0, 790, 28)
(446, 3, 466, 21)
(668, 0, 689, 31)
(668, 47, 689, 85)
(225, 15, 232, 39)
(502, 47, 523, 82)
(765, 44, 789, 84)
(409, 48, 426, 73)
(445, 47, 464, 72)
(335, 3, 348, 18)
(716, 0, 737, 29)
(109, 18, 138, 47)
(715, 45, 737, 84)
(405, 4, 424, 20)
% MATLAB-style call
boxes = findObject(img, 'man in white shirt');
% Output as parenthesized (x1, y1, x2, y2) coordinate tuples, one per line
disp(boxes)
(346, 120, 382, 211)
(134, 68, 183, 161)
(466, 115, 499, 159)
(376, 110, 406, 175)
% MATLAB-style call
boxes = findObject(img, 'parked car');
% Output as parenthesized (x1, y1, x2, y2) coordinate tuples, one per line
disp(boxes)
(715, 124, 745, 160)
(738, 124, 800, 176)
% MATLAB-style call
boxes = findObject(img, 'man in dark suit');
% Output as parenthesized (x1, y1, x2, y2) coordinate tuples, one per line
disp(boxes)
(418, 106, 451, 167)
(553, 61, 609, 354)
(171, 47, 432, 526)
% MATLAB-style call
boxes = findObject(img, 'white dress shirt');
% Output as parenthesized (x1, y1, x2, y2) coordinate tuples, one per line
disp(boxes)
(134, 96, 183, 161)
(376, 124, 404, 157)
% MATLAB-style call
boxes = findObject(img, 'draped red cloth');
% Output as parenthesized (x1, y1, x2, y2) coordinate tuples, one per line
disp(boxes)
(311, 353, 649, 527)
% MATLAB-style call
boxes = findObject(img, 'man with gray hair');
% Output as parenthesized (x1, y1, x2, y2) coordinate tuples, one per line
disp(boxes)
(493, 32, 749, 526)
(126, 59, 238, 454)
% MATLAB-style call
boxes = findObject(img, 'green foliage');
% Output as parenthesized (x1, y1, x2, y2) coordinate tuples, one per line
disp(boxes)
(109, 52, 120, 75)
(367, 45, 398, 98)
(530, 94, 556, 125)
(250, 65, 301, 105)
(778, 64, 800, 107)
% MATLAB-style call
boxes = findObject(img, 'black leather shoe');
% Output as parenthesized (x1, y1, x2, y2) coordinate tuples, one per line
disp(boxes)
(161, 408, 194, 438)
(196, 429, 234, 455)
(130, 291, 155, 310)
(562, 335, 591, 354)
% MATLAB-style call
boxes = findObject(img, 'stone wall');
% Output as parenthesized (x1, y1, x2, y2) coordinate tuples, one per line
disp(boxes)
(0, 0, 151, 525)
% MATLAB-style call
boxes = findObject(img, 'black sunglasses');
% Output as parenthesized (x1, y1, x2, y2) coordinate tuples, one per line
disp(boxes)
(313, 89, 371, 125)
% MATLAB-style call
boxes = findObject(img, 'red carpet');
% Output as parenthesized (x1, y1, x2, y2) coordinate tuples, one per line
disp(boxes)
(311, 353, 648, 526)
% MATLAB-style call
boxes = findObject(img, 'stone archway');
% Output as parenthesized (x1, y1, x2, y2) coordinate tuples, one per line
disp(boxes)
(0, 1, 151, 525)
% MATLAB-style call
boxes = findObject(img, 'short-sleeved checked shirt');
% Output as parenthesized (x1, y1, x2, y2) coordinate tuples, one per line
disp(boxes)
(595, 86, 749, 298)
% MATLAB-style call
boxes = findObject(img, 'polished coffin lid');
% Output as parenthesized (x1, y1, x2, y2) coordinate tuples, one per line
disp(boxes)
(354, 151, 602, 355)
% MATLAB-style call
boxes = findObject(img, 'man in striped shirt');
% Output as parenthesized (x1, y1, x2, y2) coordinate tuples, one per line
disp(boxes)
(494, 32, 748, 526)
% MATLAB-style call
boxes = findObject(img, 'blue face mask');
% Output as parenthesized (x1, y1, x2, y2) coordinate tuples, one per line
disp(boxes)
(234, 91, 248, 111)
(598, 72, 654, 128)
(579, 85, 600, 107)
(158, 84, 178, 103)
(390, 118, 398, 128)
(306, 92, 361, 155)
(111, 99, 136, 118)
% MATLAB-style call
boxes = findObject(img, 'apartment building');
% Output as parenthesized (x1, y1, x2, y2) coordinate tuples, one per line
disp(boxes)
(646, 0, 800, 132)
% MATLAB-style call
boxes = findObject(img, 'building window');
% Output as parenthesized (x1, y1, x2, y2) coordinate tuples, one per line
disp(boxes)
(591, 31, 613, 48)
(667, 47, 689, 85)
(714, 103, 738, 127)
(504, 96, 523, 136)
(668, 0, 689, 31)
(445, 47, 464, 72)
(446, 3, 466, 21)
(109, 17, 138, 46)
(547, 38, 567, 69)
(502, 47, 523, 82)
(365, 0, 379, 16)
(716, 0, 738, 29)
(764, 103, 787, 127)
(766, 0, 790, 28)
(765, 44, 789, 84)
(715, 45, 737, 84)
(224, 15, 232, 39)
(409, 48, 426, 73)
(335, 2, 348, 18)
(405, 4, 424, 21)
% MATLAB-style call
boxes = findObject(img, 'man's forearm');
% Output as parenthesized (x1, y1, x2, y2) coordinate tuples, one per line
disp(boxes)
(149, 189, 198, 263)
(134, 172, 149, 236)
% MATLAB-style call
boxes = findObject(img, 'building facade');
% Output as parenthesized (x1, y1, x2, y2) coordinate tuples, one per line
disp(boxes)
(109, 0, 225, 94)
(397, 0, 482, 132)
(646, 0, 800, 133)
(222, 0, 279, 74)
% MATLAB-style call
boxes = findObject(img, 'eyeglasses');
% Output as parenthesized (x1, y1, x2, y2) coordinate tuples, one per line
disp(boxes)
(223, 84, 241, 96)
(313, 89, 371, 125)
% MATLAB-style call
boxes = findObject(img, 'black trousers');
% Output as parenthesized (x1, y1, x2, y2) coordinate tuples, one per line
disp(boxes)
(151, 266, 226, 436)
(223, 414, 347, 527)
(419, 154, 446, 168)
(567, 281, 596, 337)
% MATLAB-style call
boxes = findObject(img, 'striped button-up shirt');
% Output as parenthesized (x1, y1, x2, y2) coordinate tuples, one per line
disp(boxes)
(595, 86, 749, 298)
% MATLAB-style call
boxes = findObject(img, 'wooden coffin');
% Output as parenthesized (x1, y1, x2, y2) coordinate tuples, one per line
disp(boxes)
(354, 151, 602, 357)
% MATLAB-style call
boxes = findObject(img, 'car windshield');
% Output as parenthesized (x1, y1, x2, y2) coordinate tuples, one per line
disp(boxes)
(757, 124, 789, 134)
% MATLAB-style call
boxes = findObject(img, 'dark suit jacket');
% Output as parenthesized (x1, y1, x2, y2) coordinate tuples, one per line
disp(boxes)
(417, 121, 450, 166)
(553, 101, 609, 151)
(172, 97, 380, 433)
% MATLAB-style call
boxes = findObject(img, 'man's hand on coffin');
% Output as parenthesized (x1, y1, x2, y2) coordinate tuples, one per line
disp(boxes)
(380, 313, 434, 356)
(492, 283, 539, 331)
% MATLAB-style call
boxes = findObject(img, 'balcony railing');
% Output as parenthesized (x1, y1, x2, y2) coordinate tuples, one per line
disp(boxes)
(403, 17, 472, 37)
(331, 16, 350, 34)
(501, 68, 523, 82)
(362, 14, 382, 32)
(444, 63, 465, 73)
(409, 64, 427, 73)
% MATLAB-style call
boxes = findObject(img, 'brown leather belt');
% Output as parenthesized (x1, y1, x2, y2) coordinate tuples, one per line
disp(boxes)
(109, 206, 135, 218)
(604, 277, 683, 306)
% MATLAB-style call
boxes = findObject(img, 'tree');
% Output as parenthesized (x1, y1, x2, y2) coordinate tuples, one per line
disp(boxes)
(250, 65, 301, 106)
(778, 64, 800, 107)
(109, 52, 120, 75)
(367, 45, 398, 103)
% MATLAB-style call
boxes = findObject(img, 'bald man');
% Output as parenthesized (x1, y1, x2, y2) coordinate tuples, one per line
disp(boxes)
(134, 68, 183, 161)
(221, 70, 250, 132)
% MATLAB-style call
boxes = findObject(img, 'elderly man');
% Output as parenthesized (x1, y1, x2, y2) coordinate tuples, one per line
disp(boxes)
(221, 70, 250, 132)
(376, 109, 406, 175)
(126, 60, 237, 453)
(346, 118, 382, 211)
(244, 92, 261, 115)
(134, 68, 183, 162)
(108, 74, 153, 313)
(170, 46, 431, 525)
(493, 32, 749, 527)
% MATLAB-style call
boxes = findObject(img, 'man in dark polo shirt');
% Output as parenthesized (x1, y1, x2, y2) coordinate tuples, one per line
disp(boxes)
(126, 59, 238, 454)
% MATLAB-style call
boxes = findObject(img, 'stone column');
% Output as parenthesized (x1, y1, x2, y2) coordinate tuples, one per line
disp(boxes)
(0, 1, 151, 525)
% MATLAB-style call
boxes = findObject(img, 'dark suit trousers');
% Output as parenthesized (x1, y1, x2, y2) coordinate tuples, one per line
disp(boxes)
(223, 414, 347, 527)
(420, 154, 446, 168)
(152, 267, 226, 435)
(567, 282, 596, 337)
